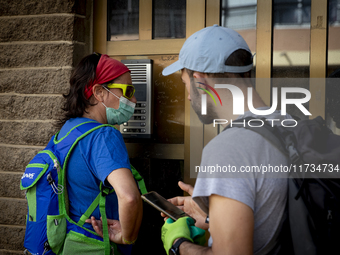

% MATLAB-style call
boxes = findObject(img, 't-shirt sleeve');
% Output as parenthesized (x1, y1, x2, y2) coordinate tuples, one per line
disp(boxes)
(192, 128, 258, 214)
(87, 127, 131, 184)
(193, 177, 256, 215)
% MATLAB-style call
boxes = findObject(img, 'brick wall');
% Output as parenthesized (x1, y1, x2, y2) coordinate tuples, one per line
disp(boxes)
(0, 0, 92, 253)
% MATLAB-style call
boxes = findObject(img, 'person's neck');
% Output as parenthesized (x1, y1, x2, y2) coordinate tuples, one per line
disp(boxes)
(82, 105, 106, 124)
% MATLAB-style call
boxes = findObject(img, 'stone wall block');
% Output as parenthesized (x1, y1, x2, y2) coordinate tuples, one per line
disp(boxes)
(0, 44, 74, 68)
(0, 173, 25, 198)
(0, 147, 41, 172)
(0, 226, 25, 251)
(0, 16, 80, 42)
(0, 69, 71, 94)
(0, 250, 25, 255)
(0, 199, 26, 225)
(0, 0, 76, 16)
(0, 96, 64, 120)
(0, 121, 58, 146)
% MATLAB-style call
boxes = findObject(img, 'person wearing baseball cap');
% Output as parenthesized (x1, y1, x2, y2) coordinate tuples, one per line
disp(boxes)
(56, 53, 143, 254)
(161, 25, 292, 255)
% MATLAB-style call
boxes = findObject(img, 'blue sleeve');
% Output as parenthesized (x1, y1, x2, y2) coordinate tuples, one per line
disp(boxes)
(88, 127, 131, 184)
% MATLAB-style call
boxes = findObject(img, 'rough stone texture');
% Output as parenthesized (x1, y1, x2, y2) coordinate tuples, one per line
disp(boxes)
(0, 68, 71, 94)
(0, 0, 87, 16)
(0, 173, 25, 198)
(0, 95, 64, 120)
(0, 226, 25, 251)
(0, 0, 92, 253)
(0, 147, 41, 172)
(0, 43, 74, 68)
(0, 121, 58, 146)
(0, 199, 26, 225)
(0, 251, 24, 255)
(0, 16, 86, 42)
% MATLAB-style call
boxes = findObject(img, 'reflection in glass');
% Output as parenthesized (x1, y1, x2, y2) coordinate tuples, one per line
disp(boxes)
(272, 0, 311, 78)
(220, 0, 257, 60)
(327, 0, 340, 133)
(273, 0, 311, 25)
(152, 0, 186, 39)
(328, 0, 340, 75)
(273, 1, 311, 121)
(107, 0, 139, 41)
(221, 0, 257, 30)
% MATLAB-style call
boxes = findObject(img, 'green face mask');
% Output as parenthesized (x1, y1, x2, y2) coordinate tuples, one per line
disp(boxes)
(102, 87, 135, 125)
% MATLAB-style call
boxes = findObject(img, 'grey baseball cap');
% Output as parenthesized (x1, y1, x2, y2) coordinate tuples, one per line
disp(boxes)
(162, 25, 253, 76)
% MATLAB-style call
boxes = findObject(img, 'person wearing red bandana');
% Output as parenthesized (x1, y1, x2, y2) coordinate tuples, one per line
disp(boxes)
(56, 53, 142, 254)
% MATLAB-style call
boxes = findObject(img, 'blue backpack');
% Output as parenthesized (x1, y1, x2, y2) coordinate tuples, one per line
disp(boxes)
(20, 121, 147, 255)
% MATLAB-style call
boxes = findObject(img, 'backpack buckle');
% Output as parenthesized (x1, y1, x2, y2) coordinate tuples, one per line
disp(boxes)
(42, 241, 51, 255)
(101, 188, 110, 197)
(287, 145, 301, 164)
(99, 182, 111, 197)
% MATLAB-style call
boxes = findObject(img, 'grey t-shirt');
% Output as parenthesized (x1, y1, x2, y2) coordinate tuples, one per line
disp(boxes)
(192, 110, 291, 254)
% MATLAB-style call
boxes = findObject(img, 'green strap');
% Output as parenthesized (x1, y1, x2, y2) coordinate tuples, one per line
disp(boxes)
(77, 167, 146, 255)
(99, 185, 112, 255)
(131, 166, 147, 194)
(78, 183, 118, 255)
(78, 182, 115, 226)
(77, 193, 101, 226)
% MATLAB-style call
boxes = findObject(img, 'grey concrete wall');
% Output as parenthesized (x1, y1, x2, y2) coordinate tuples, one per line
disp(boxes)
(0, 0, 92, 253)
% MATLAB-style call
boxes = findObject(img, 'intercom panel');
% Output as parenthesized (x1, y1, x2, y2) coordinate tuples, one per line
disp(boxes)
(121, 59, 153, 138)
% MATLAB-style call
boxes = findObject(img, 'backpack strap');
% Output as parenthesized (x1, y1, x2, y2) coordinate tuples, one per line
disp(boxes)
(77, 184, 115, 227)
(77, 166, 147, 228)
(131, 165, 148, 194)
(55, 121, 116, 255)
(99, 183, 117, 255)
(58, 121, 146, 255)
(77, 194, 101, 226)
(77, 183, 118, 255)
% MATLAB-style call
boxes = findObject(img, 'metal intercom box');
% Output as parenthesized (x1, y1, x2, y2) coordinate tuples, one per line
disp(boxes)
(121, 59, 153, 138)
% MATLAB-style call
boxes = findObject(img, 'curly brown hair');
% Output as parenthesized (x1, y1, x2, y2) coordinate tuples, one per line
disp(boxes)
(56, 53, 101, 128)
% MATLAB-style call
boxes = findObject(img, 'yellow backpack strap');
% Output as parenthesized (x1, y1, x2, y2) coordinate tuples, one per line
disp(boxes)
(131, 165, 147, 194)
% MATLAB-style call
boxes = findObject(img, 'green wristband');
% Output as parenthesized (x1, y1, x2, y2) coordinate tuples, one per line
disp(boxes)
(190, 225, 206, 246)
(161, 217, 194, 255)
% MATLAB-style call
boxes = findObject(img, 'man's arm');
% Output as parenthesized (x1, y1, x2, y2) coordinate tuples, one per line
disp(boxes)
(176, 194, 254, 255)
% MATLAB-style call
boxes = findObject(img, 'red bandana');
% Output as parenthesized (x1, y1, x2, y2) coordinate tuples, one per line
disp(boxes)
(84, 54, 130, 99)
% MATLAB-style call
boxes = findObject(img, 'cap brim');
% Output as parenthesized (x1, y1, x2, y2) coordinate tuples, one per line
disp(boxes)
(162, 60, 184, 76)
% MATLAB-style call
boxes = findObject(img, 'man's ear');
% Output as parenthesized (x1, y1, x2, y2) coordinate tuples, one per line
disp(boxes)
(193, 72, 209, 91)
(92, 84, 106, 102)
(193, 71, 208, 79)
